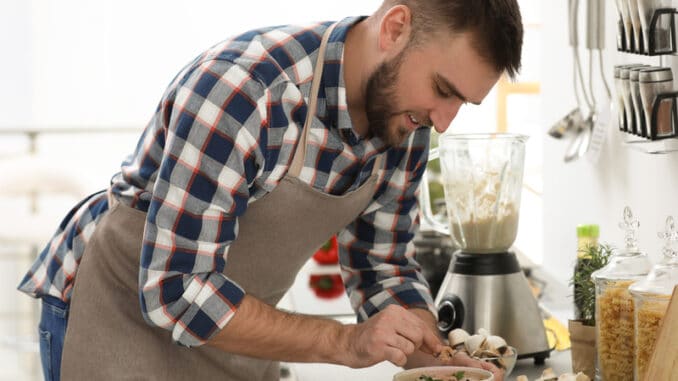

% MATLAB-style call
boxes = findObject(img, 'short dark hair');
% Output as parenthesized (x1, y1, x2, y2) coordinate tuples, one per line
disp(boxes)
(380, 0, 523, 79)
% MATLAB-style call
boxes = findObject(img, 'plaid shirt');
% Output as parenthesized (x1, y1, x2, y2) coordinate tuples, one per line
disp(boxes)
(19, 17, 434, 347)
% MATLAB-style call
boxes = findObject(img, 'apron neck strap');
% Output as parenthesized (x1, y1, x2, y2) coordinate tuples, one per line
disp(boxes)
(288, 22, 338, 177)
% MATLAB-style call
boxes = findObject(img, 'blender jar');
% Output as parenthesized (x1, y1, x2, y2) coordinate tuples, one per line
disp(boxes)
(591, 207, 652, 381)
(438, 133, 527, 253)
(629, 216, 678, 381)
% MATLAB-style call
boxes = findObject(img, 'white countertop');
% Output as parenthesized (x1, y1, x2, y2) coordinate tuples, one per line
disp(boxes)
(278, 260, 575, 381)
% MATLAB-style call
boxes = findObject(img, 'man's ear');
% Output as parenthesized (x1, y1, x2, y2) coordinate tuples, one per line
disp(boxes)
(377, 5, 412, 57)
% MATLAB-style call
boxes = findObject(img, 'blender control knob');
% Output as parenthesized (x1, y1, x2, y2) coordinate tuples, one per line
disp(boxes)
(437, 295, 465, 335)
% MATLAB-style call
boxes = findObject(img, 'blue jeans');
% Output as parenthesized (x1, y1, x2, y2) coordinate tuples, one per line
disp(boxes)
(39, 295, 69, 381)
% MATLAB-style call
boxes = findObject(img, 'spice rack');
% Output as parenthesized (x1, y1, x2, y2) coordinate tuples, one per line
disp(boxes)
(619, 90, 678, 140)
(617, 8, 677, 55)
(616, 6, 678, 153)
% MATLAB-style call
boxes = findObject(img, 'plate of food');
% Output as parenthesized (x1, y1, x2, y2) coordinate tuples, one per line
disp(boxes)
(393, 366, 493, 381)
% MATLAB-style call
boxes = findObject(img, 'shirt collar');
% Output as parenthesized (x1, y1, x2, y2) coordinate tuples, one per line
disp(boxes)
(322, 16, 386, 152)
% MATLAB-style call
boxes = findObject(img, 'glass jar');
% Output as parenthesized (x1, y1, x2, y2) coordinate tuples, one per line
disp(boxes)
(591, 207, 652, 381)
(638, 67, 673, 139)
(629, 216, 678, 381)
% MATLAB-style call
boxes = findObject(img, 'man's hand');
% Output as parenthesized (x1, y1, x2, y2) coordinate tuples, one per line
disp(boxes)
(339, 304, 444, 368)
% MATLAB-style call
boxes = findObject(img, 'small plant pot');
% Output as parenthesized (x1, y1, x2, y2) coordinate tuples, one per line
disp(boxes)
(568, 320, 596, 379)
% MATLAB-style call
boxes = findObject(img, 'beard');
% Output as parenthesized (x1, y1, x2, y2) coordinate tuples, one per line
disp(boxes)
(364, 52, 409, 148)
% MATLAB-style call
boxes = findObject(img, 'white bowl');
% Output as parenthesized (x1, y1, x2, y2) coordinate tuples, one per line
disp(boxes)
(393, 366, 494, 381)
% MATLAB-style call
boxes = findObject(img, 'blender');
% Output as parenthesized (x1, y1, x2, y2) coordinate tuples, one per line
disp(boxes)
(423, 133, 551, 363)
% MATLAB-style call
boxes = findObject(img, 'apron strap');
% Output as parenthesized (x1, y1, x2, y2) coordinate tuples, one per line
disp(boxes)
(288, 22, 383, 188)
(288, 22, 339, 177)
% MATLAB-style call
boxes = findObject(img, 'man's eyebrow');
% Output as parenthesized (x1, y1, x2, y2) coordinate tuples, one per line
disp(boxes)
(435, 74, 482, 105)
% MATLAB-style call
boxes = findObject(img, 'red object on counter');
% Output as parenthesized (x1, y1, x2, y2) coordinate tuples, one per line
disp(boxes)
(309, 274, 344, 299)
(312, 236, 339, 264)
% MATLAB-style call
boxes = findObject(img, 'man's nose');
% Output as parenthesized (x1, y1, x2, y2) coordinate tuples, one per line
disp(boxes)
(430, 99, 463, 134)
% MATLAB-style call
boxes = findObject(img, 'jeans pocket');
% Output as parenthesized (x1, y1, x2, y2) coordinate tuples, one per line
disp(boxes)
(39, 329, 53, 381)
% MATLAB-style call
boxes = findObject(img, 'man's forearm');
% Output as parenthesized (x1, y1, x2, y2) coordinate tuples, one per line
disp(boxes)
(207, 295, 443, 369)
(207, 294, 350, 364)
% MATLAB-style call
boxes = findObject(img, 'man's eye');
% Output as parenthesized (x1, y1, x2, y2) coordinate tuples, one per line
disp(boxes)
(435, 84, 451, 98)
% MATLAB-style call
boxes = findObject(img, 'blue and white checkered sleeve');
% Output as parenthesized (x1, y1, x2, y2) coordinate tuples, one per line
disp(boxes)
(338, 136, 436, 322)
(139, 59, 270, 347)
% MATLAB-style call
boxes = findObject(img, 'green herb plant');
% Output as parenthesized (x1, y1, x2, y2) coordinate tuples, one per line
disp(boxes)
(569, 243, 613, 326)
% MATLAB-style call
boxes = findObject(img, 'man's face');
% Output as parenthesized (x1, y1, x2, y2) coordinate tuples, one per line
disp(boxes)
(364, 31, 501, 147)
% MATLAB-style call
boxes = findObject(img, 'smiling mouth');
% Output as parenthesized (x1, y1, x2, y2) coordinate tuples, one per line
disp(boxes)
(407, 113, 421, 125)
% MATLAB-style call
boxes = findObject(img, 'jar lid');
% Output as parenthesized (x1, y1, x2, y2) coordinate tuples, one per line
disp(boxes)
(639, 67, 673, 83)
(614, 63, 646, 78)
(630, 66, 652, 82)
(592, 207, 652, 281)
(629, 216, 678, 297)
(620, 64, 649, 79)
(577, 224, 599, 238)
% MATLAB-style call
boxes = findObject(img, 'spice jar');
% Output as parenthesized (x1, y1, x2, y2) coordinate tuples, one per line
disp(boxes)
(626, 0, 644, 52)
(620, 65, 649, 134)
(638, 0, 674, 54)
(591, 207, 652, 381)
(639, 67, 674, 139)
(630, 66, 654, 136)
(615, 65, 630, 131)
(629, 216, 678, 381)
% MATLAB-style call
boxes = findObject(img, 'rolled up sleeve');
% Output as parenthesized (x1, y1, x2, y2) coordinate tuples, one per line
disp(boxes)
(139, 59, 270, 347)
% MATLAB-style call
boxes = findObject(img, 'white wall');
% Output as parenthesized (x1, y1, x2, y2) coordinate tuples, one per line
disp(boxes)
(3, 0, 380, 128)
(541, 1, 678, 287)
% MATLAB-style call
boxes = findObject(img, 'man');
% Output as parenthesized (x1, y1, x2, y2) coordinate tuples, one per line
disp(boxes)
(19, 0, 522, 380)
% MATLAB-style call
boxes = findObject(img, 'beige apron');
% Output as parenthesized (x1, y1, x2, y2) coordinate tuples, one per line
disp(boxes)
(61, 23, 384, 381)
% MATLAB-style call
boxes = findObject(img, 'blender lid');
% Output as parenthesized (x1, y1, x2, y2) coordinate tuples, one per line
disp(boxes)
(592, 207, 652, 281)
(629, 216, 678, 297)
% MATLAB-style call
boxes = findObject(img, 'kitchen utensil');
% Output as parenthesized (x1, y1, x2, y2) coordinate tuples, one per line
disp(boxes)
(430, 133, 551, 364)
(639, 67, 674, 139)
(549, 108, 584, 139)
(557, 0, 610, 164)
(393, 366, 493, 381)
(564, 113, 593, 162)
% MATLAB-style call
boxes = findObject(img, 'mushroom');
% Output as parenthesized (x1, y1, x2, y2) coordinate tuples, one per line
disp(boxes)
(464, 334, 487, 354)
(485, 335, 508, 354)
(447, 328, 470, 348)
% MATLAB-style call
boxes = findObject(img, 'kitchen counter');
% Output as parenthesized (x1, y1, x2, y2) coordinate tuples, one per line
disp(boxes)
(285, 349, 572, 381)
(280, 261, 576, 381)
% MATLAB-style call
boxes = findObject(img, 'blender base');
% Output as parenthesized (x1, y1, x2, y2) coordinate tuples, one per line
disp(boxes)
(435, 251, 552, 361)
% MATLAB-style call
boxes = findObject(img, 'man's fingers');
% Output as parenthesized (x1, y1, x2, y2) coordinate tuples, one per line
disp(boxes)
(384, 346, 408, 367)
(419, 326, 444, 355)
(388, 334, 416, 356)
